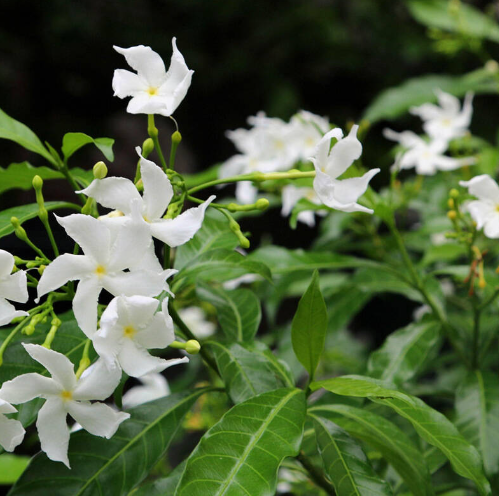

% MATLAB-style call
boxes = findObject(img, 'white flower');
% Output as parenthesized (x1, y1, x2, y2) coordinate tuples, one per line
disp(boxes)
(460, 174, 499, 238)
(93, 295, 188, 378)
(112, 38, 193, 116)
(178, 306, 215, 339)
(281, 185, 324, 227)
(384, 129, 475, 175)
(0, 250, 28, 326)
(0, 399, 25, 452)
(37, 213, 173, 337)
(0, 344, 128, 467)
(222, 274, 261, 290)
(410, 90, 473, 141)
(288, 110, 330, 161)
(122, 373, 170, 409)
(79, 149, 215, 253)
(311, 126, 380, 213)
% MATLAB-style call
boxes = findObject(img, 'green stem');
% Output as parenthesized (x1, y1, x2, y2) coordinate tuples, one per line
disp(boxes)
(148, 114, 167, 170)
(60, 165, 86, 205)
(477, 287, 499, 311)
(163, 244, 171, 270)
(296, 452, 335, 495)
(41, 218, 59, 257)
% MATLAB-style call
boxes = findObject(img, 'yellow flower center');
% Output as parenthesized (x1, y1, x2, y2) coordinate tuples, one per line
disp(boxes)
(495, 205, 499, 212)
(143, 215, 150, 223)
(274, 140, 285, 150)
(305, 137, 315, 147)
(441, 118, 451, 127)
(123, 325, 136, 338)
(95, 265, 106, 277)
(60, 390, 73, 401)
(147, 87, 159, 96)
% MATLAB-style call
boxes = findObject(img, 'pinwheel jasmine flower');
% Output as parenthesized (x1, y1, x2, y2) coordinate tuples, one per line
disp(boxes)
(0, 345, 128, 467)
(311, 126, 380, 213)
(37, 213, 173, 337)
(410, 90, 473, 141)
(112, 38, 194, 116)
(281, 185, 324, 227)
(122, 373, 170, 409)
(93, 295, 188, 378)
(0, 399, 25, 452)
(79, 149, 215, 250)
(289, 110, 330, 161)
(460, 174, 499, 238)
(383, 129, 475, 175)
(0, 250, 28, 326)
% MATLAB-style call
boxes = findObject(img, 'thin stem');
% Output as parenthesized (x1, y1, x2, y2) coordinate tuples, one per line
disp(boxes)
(187, 195, 265, 212)
(163, 244, 171, 270)
(168, 302, 220, 377)
(296, 452, 335, 495)
(148, 114, 167, 170)
(477, 287, 499, 311)
(41, 218, 59, 257)
(60, 165, 87, 205)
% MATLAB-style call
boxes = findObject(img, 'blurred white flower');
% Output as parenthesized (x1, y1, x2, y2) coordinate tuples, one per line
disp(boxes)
(0, 399, 25, 452)
(112, 38, 193, 116)
(312, 126, 379, 213)
(410, 90, 473, 141)
(0, 345, 127, 467)
(460, 174, 499, 238)
(0, 250, 28, 326)
(178, 306, 216, 339)
(222, 274, 261, 290)
(281, 185, 324, 227)
(122, 373, 170, 409)
(288, 110, 329, 161)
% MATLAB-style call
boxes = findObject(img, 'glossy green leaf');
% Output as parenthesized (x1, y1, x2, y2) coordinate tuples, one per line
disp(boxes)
(174, 212, 239, 270)
(172, 249, 271, 292)
(0, 454, 30, 484)
(456, 371, 499, 477)
(0, 201, 81, 240)
(197, 281, 261, 342)
(61, 132, 115, 162)
(9, 388, 208, 496)
(309, 404, 433, 496)
(311, 375, 491, 495)
(407, 0, 499, 42)
(363, 68, 498, 123)
(311, 414, 393, 495)
(133, 460, 186, 496)
(209, 341, 293, 404)
(175, 388, 306, 496)
(368, 319, 441, 384)
(291, 270, 327, 381)
(0, 108, 56, 165)
(0, 162, 94, 196)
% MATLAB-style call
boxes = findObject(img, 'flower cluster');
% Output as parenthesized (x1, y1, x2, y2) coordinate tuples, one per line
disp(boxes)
(384, 90, 475, 175)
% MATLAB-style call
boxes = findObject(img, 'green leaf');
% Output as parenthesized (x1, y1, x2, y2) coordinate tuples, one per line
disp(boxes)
(309, 404, 433, 496)
(0, 108, 56, 165)
(367, 319, 441, 384)
(9, 388, 208, 496)
(407, 0, 499, 43)
(311, 414, 393, 495)
(61, 132, 115, 162)
(0, 454, 30, 484)
(420, 243, 467, 267)
(208, 341, 294, 404)
(175, 388, 306, 496)
(0, 162, 94, 196)
(363, 68, 499, 123)
(0, 201, 81, 240)
(456, 371, 499, 477)
(133, 460, 186, 496)
(311, 375, 491, 495)
(291, 270, 327, 381)
(172, 249, 271, 292)
(196, 281, 261, 342)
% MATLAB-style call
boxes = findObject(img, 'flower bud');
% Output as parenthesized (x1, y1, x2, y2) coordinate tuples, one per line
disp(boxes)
(449, 188, 459, 199)
(32, 175, 43, 191)
(255, 198, 270, 211)
(171, 130, 182, 145)
(38, 265, 46, 275)
(11, 217, 28, 241)
(485, 60, 499, 74)
(93, 161, 108, 179)
(142, 138, 155, 156)
(185, 339, 201, 355)
(447, 199, 454, 209)
(23, 324, 36, 336)
(447, 210, 457, 220)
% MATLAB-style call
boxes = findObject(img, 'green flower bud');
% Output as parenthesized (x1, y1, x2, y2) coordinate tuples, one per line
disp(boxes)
(255, 198, 270, 211)
(185, 339, 201, 355)
(23, 324, 36, 336)
(93, 161, 108, 179)
(449, 188, 459, 199)
(32, 175, 43, 191)
(171, 130, 182, 145)
(142, 138, 155, 156)
(38, 265, 46, 275)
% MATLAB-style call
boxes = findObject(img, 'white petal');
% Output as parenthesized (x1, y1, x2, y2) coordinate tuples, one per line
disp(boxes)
(0, 299, 28, 327)
(0, 250, 15, 278)
(23, 344, 76, 391)
(115, 295, 158, 330)
(56, 214, 111, 265)
(73, 277, 102, 338)
(325, 125, 362, 179)
(150, 195, 216, 247)
(159, 38, 192, 95)
(114, 45, 167, 87)
(102, 269, 169, 298)
(37, 254, 94, 300)
(158, 70, 193, 116)
(73, 358, 122, 401)
(125, 94, 169, 115)
(235, 182, 258, 204)
(139, 152, 174, 220)
(432, 155, 472, 172)
(281, 186, 308, 216)
(128, 242, 163, 273)
(409, 103, 441, 121)
(484, 217, 499, 238)
(465, 201, 495, 229)
(313, 128, 344, 170)
(122, 373, 170, 408)
(0, 399, 17, 414)
(134, 311, 175, 349)
(36, 398, 70, 467)
(436, 89, 460, 114)
(330, 169, 380, 212)
(0, 270, 28, 303)
(112, 69, 147, 98)
(460, 174, 499, 203)
(78, 177, 141, 214)
(0, 373, 60, 403)
(383, 129, 422, 148)
(0, 413, 25, 452)
(296, 210, 316, 227)
(67, 401, 129, 438)
(219, 155, 247, 179)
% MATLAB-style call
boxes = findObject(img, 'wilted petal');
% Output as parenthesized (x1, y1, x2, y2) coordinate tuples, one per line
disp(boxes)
(78, 177, 141, 214)
(73, 277, 102, 338)
(150, 195, 216, 247)
(325, 125, 362, 179)
(118, 340, 173, 377)
(112, 69, 147, 98)
(67, 401, 129, 438)
(37, 254, 94, 299)
(0, 412, 25, 452)
(0, 298, 28, 327)
(23, 344, 76, 391)
(73, 358, 122, 401)
(460, 174, 499, 203)
(114, 45, 166, 87)
(36, 398, 70, 467)
(0, 373, 60, 403)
